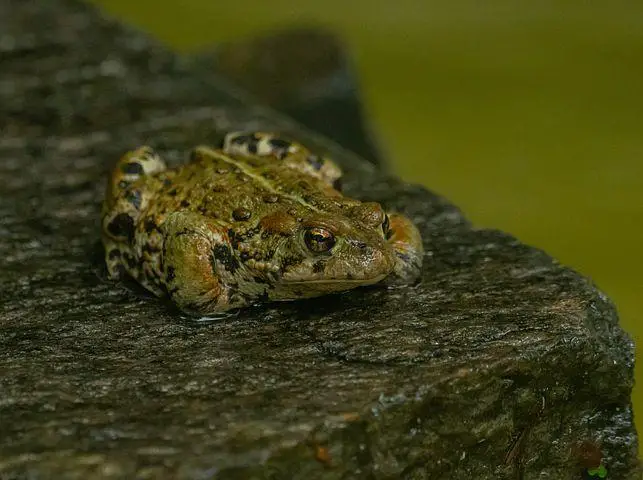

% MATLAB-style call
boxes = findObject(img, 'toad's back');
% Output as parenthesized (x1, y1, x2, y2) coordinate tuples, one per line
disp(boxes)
(143, 146, 355, 227)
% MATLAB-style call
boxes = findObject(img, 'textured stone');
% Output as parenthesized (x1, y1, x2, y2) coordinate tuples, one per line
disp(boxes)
(0, 1, 639, 479)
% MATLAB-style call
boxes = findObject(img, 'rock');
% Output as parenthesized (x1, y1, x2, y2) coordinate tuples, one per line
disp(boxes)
(0, 1, 639, 479)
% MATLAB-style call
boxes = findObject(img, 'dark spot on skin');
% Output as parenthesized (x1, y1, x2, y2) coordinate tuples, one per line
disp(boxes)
(332, 178, 342, 191)
(125, 189, 142, 210)
(268, 138, 291, 150)
(247, 138, 258, 154)
(118, 180, 129, 189)
(230, 133, 259, 154)
(180, 200, 190, 208)
(121, 162, 144, 175)
(227, 228, 240, 246)
(306, 155, 324, 171)
(144, 217, 159, 234)
(230, 134, 252, 145)
(166, 265, 176, 282)
(263, 194, 279, 203)
(211, 244, 240, 274)
(313, 260, 325, 274)
(268, 138, 292, 159)
(123, 253, 137, 269)
(282, 255, 304, 269)
(232, 208, 251, 221)
(142, 243, 160, 254)
(108, 249, 121, 259)
(227, 225, 262, 248)
(168, 188, 178, 197)
(107, 213, 135, 242)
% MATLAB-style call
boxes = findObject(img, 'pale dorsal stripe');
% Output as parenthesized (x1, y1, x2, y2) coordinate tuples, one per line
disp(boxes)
(194, 146, 322, 213)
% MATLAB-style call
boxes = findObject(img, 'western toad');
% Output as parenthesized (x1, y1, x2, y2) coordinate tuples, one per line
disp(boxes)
(101, 133, 423, 314)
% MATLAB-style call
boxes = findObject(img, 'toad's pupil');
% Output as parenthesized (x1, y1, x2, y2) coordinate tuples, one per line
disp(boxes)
(304, 227, 335, 253)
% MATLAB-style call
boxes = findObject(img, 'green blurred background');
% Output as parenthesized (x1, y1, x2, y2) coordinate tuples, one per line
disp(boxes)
(91, 0, 641, 456)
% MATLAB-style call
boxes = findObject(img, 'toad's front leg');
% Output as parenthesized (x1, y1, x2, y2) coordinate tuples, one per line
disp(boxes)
(160, 212, 242, 315)
(383, 213, 424, 285)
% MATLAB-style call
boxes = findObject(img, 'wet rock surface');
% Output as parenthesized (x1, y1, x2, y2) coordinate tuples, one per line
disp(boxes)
(0, 1, 639, 479)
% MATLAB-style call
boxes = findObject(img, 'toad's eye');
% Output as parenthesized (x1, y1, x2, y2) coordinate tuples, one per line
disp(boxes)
(304, 227, 336, 253)
(382, 214, 390, 237)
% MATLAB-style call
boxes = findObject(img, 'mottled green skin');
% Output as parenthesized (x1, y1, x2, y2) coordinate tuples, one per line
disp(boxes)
(101, 133, 423, 315)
